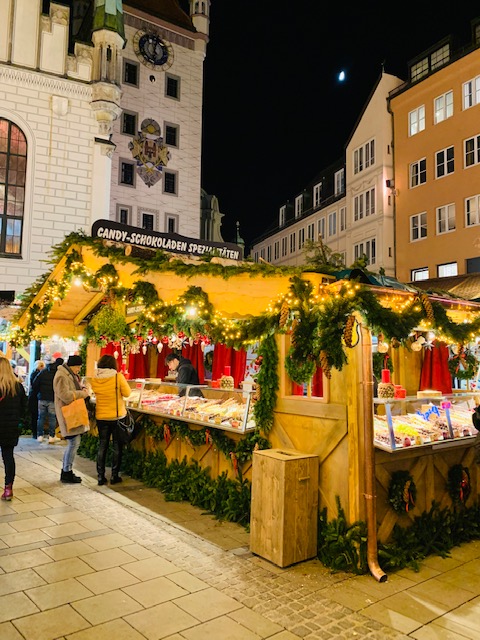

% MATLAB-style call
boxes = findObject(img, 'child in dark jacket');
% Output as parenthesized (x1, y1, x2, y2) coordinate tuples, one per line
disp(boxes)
(0, 356, 27, 500)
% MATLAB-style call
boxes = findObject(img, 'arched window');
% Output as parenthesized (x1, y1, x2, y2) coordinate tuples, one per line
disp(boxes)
(0, 119, 27, 257)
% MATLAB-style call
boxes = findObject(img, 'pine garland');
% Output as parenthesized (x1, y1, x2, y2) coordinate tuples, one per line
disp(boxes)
(9, 232, 480, 386)
(142, 416, 271, 471)
(254, 334, 279, 434)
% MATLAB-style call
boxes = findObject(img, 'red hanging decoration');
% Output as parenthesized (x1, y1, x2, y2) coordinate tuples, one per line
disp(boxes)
(205, 428, 213, 449)
(229, 452, 238, 475)
(164, 424, 171, 446)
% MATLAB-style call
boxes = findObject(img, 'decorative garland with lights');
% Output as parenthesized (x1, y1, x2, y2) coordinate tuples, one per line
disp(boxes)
(9, 233, 480, 389)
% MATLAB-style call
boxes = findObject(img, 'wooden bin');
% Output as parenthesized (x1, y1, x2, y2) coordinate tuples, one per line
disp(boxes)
(250, 448, 319, 567)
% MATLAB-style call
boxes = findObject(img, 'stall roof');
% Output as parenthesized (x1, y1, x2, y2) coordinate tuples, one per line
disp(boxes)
(412, 273, 480, 302)
(13, 244, 480, 340)
(14, 245, 333, 338)
(333, 268, 419, 292)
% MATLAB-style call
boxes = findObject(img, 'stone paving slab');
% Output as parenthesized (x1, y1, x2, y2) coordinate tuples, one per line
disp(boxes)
(0, 438, 476, 638)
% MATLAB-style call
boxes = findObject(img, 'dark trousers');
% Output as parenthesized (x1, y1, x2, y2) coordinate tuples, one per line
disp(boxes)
(29, 396, 38, 438)
(96, 419, 123, 478)
(1, 446, 15, 485)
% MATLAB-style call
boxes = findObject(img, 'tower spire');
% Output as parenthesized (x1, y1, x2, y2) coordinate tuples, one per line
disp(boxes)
(92, 0, 125, 40)
(90, 0, 126, 134)
(190, 0, 210, 41)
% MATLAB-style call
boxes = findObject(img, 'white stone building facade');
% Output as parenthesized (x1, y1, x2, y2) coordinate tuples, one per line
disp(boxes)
(0, 0, 209, 299)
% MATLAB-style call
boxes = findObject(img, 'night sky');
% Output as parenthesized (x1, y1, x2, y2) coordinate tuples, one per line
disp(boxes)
(195, 2, 480, 252)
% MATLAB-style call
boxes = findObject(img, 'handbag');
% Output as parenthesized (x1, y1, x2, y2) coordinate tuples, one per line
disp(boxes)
(61, 397, 89, 431)
(115, 374, 135, 445)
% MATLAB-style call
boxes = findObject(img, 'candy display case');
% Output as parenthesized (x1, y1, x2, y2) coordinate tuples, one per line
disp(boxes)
(125, 379, 256, 433)
(374, 393, 479, 452)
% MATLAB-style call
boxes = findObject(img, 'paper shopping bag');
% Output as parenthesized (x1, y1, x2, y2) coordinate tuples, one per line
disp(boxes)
(61, 397, 89, 431)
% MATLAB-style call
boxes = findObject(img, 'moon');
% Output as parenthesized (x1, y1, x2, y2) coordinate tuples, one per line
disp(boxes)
(338, 70, 346, 82)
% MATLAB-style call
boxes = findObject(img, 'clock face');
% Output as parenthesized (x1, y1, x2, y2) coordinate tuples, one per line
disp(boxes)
(133, 31, 173, 70)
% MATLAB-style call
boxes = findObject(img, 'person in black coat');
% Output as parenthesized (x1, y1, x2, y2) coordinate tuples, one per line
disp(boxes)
(28, 360, 45, 438)
(0, 356, 27, 501)
(32, 357, 63, 443)
(165, 353, 203, 397)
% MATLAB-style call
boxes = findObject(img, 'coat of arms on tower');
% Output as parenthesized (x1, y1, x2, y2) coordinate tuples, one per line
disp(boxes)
(128, 118, 170, 187)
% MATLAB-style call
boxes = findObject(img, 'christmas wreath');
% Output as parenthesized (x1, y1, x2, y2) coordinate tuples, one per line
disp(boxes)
(447, 464, 471, 505)
(448, 346, 478, 381)
(388, 470, 416, 513)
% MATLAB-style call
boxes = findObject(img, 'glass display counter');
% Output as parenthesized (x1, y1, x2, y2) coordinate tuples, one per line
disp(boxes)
(373, 393, 479, 452)
(124, 379, 256, 434)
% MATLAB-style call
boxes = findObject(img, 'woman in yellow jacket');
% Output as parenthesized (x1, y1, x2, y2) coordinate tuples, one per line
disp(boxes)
(90, 354, 131, 485)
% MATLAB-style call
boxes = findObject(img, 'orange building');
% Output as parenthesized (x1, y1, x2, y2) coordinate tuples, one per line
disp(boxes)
(389, 21, 480, 283)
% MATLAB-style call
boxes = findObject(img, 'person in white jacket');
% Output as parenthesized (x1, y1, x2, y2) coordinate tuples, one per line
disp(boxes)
(53, 355, 89, 484)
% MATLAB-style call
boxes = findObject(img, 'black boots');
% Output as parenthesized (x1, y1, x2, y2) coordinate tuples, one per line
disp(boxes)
(97, 476, 107, 486)
(110, 476, 122, 485)
(60, 470, 81, 484)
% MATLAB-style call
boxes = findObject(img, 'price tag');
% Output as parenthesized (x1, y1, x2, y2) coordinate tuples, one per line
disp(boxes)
(441, 401, 452, 409)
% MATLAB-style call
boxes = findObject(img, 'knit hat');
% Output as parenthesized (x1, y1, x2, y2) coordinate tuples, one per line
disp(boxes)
(52, 351, 62, 360)
(67, 355, 82, 367)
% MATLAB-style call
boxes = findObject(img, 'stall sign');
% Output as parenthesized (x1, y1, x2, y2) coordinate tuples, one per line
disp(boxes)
(92, 220, 243, 260)
(416, 405, 440, 421)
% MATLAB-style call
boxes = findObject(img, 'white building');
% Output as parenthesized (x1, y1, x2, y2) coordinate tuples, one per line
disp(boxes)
(251, 72, 403, 275)
(0, 0, 210, 300)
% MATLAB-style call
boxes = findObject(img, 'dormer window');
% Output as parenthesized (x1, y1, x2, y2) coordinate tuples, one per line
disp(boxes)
(334, 169, 345, 196)
(410, 43, 450, 83)
(279, 205, 286, 227)
(295, 195, 303, 218)
(313, 183, 322, 208)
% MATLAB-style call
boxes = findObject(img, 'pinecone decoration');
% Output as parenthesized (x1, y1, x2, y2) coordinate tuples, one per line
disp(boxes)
(343, 314, 356, 348)
(279, 301, 290, 329)
(420, 293, 434, 322)
(402, 480, 411, 504)
(391, 337, 400, 349)
(254, 382, 261, 402)
(290, 318, 300, 344)
(319, 350, 331, 379)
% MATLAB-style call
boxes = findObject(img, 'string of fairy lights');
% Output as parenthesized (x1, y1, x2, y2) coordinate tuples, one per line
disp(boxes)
(6, 241, 480, 384)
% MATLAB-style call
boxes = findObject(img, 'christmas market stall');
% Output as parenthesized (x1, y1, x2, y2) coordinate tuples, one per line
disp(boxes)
(9, 231, 480, 577)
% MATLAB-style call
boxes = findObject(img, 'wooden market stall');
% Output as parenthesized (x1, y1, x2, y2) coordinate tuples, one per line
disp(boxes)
(11, 238, 480, 577)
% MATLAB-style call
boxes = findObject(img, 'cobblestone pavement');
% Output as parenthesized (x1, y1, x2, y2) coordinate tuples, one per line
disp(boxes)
(0, 437, 478, 639)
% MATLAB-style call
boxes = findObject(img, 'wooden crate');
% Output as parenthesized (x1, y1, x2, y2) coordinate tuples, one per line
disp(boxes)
(250, 448, 319, 567)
